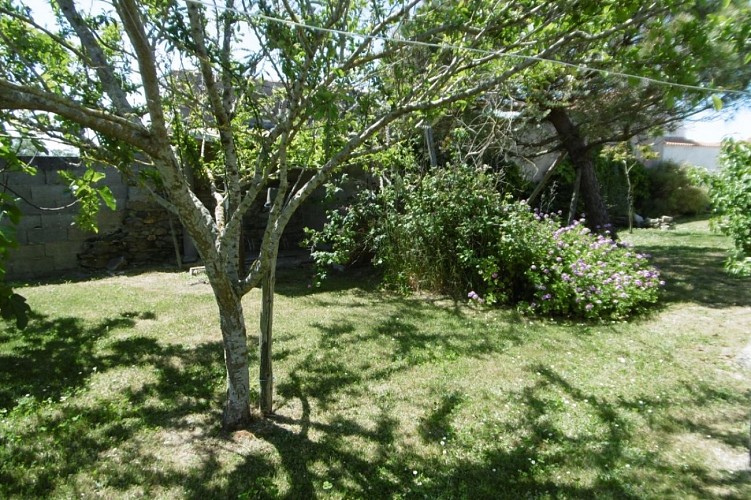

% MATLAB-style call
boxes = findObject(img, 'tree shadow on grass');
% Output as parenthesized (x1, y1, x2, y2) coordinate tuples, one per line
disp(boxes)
(212, 294, 748, 498)
(192, 356, 750, 499)
(0, 309, 230, 497)
(274, 266, 380, 298)
(637, 244, 751, 307)
(3, 273, 749, 497)
(0, 310, 148, 409)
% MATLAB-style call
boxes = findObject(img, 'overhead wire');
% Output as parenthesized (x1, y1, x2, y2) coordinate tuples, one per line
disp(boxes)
(184, 0, 751, 98)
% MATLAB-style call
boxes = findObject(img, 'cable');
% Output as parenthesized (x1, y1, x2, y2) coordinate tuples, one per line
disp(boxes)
(185, 0, 751, 98)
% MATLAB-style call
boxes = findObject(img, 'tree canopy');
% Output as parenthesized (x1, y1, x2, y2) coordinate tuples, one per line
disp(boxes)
(418, 0, 751, 230)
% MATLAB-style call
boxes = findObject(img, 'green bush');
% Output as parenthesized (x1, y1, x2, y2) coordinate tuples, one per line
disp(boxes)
(309, 164, 507, 294)
(595, 155, 651, 222)
(709, 140, 751, 276)
(641, 161, 710, 217)
(309, 163, 663, 320)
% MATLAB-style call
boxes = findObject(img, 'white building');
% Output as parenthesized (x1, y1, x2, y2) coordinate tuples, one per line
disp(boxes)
(648, 135, 723, 172)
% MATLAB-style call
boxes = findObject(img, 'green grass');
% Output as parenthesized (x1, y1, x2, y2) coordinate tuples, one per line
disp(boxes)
(1, 219, 749, 498)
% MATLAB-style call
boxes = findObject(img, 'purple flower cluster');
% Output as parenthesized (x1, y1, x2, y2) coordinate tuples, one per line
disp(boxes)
(521, 214, 663, 319)
(473, 203, 663, 320)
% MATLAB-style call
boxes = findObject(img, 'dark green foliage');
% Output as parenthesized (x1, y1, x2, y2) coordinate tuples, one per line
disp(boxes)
(0, 135, 31, 329)
(596, 156, 651, 222)
(0, 193, 30, 329)
(309, 163, 662, 320)
(309, 164, 509, 294)
(640, 161, 710, 217)
(709, 140, 751, 275)
(537, 153, 651, 225)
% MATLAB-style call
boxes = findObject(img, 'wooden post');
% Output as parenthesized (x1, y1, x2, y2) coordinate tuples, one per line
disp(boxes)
(527, 151, 566, 206)
(423, 125, 438, 168)
(168, 215, 183, 269)
(259, 256, 277, 415)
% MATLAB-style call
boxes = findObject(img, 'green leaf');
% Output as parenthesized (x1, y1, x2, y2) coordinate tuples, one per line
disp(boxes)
(83, 169, 105, 183)
(98, 186, 117, 210)
(0, 226, 18, 247)
(711, 94, 723, 111)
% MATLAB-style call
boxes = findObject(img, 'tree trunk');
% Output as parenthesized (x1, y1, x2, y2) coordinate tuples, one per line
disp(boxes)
(623, 161, 634, 234)
(547, 108, 613, 234)
(213, 283, 252, 429)
(567, 166, 582, 226)
(259, 250, 278, 416)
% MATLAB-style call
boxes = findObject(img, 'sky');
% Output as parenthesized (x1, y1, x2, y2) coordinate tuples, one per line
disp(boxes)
(680, 106, 751, 143)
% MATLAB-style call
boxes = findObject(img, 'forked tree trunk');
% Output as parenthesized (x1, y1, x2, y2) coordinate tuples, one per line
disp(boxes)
(547, 108, 613, 234)
(213, 284, 252, 429)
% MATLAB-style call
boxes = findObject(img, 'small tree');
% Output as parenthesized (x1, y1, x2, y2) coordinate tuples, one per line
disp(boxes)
(710, 139, 751, 276)
(2, 0, 616, 428)
(600, 143, 655, 233)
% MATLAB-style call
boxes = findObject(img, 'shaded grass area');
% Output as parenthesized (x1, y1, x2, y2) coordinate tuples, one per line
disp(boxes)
(623, 219, 751, 308)
(1, 220, 750, 498)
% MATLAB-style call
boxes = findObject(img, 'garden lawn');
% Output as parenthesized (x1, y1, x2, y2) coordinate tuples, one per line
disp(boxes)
(1, 219, 749, 499)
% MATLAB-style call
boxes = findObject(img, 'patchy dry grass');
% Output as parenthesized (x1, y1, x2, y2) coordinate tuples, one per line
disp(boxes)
(1, 219, 749, 498)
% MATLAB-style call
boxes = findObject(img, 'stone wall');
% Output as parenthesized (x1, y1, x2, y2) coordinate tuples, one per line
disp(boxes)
(2, 156, 361, 281)
(1, 157, 178, 280)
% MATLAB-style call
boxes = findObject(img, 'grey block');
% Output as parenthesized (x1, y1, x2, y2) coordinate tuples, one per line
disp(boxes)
(42, 213, 77, 229)
(17, 214, 43, 229)
(14, 229, 28, 245)
(2, 170, 45, 186)
(3, 186, 33, 204)
(27, 227, 68, 244)
(9, 244, 46, 259)
(5, 256, 55, 280)
(52, 251, 79, 270)
(30, 185, 74, 208)
(44, 240, 83, 258)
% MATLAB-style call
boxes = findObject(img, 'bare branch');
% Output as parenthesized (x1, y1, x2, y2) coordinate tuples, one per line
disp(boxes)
(57, 0, 136, 117)
(186, 0, 242, 200)
(114, 0, 168, 140)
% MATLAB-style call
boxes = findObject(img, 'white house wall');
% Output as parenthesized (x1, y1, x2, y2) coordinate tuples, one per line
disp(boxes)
(659, 144, 721, 172)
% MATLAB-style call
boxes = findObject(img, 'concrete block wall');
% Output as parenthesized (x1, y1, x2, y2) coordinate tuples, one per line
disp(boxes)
(1, 157, 129, 280)
(2, 157, 363, 281)
(1, 156, 182, 280)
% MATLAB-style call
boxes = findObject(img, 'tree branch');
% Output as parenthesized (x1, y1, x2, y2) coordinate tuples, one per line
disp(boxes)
(0, 78, 153, 153)
(57, 0, 136, 117)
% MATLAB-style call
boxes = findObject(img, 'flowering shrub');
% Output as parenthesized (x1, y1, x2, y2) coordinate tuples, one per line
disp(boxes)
(310, 163, 663, 320)
(525, 219, 660, 319)
(472, 208, 663, 320)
